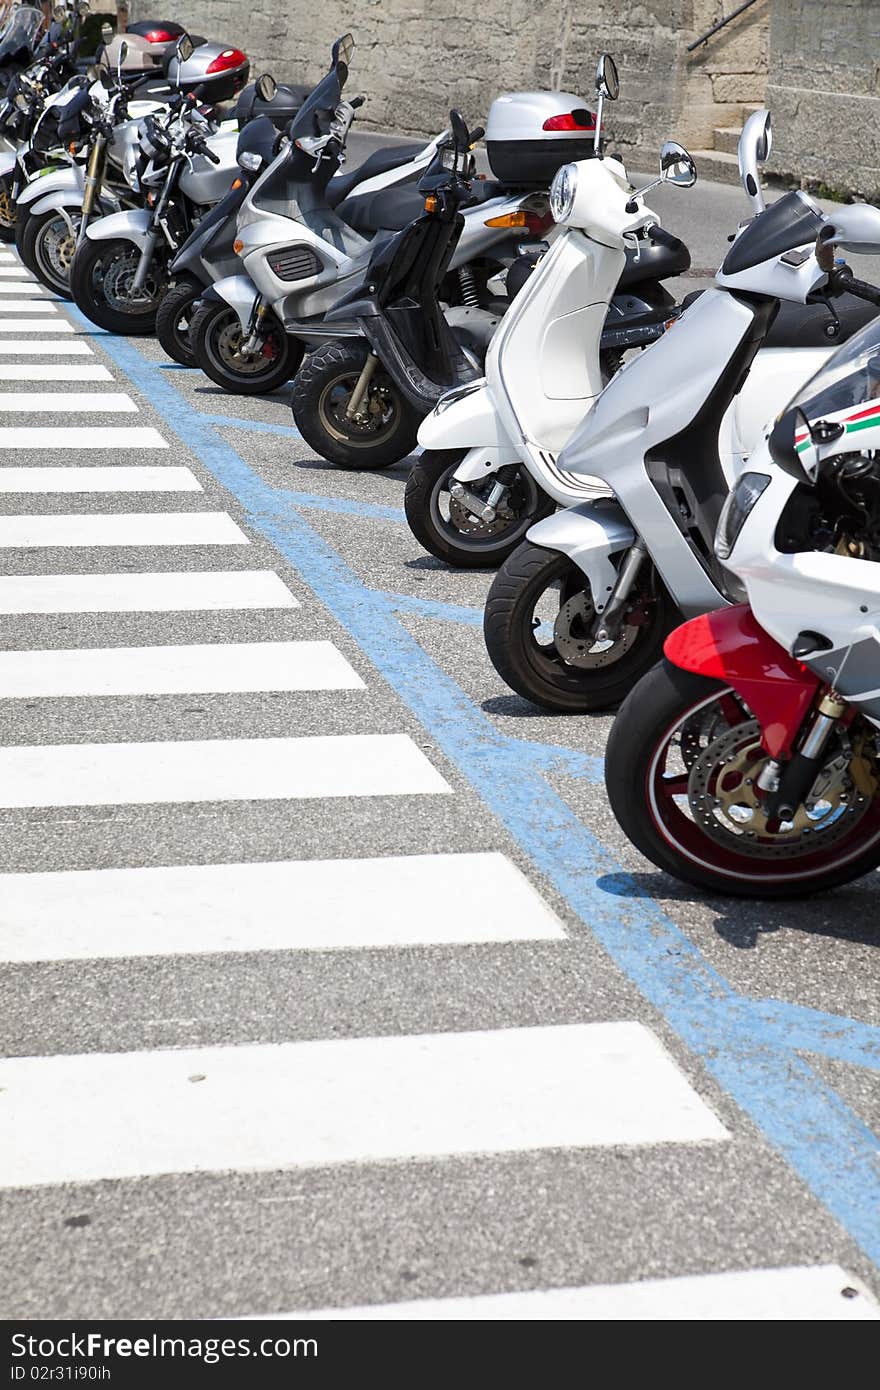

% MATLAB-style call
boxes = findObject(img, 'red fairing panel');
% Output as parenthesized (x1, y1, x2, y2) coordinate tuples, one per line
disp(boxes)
(664, 604, 821, 758)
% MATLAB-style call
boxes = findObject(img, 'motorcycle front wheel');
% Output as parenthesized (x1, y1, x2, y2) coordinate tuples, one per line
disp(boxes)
(21, 206, 78, 298)
(404, 450, 555, 569)
(192, 299, 300, 395)
(483, 542, 677, 711)
(0, 174, 15, 242)
(606, 660, 880, 897)
(291, 340, 422, 469)
(155, 275, 203, 368)
(70, 236, 165, 335)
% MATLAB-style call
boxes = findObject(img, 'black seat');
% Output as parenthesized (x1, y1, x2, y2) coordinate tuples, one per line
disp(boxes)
(336, 182, 427, 235)
(327, 144, 425, 208)
(765, 291, 879, 348)
(619, 229, 691, 290)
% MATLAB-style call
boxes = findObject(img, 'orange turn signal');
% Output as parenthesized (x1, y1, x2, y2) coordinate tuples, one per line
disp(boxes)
(233, 238, 244, 255)
(424, 194, 438, 213)
(231, 177, 242, 190)
(68, 140, 76, 154)
(484, 210, 528, 229)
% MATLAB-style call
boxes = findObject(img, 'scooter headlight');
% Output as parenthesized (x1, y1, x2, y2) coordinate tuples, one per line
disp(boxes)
(715, 471, 771, 561)
(237, 150, 262, 172)
(549, 162, 578, 224)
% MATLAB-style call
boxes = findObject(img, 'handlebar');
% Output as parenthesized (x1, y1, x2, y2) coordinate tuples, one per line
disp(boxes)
(194, 141, 220, 164)
(350, 95, 365, 109)
(831, 263, 880, 307)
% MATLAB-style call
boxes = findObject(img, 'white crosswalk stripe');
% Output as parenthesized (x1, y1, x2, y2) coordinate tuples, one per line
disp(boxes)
(0, 425, 166, 446)
(0, 466, 203, 492)
(0, 510, 248, 547)
(0, 569, 299, 611)
(0, 319, 73, 331)
(0, 339, 93, 352)
(0, 391, 137, 411)
(265, 1267, 880, 1321)
(0, 852, 564, 961)
(0, 364, 112, 379)
(0, 1023, 726, 1188)
(0, 299, 59, 310)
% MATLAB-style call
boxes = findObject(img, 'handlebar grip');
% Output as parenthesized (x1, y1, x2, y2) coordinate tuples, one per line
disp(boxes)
(837, 269, 880, 306)
(202, 145, 221, 164)
(350, 95, 366, 109)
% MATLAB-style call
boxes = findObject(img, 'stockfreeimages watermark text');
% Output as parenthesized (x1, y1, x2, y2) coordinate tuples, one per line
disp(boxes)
(10, 1333, 317, 1367)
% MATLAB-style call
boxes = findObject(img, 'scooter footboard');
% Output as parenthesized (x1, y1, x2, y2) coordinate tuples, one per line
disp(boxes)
(527, 500, 636, 616)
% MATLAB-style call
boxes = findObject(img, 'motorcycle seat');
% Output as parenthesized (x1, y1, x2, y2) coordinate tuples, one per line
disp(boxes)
(764, 291, 879, 347)
(619, 229, 691, 289)
(327, 143, 425, 208)
(336, 181, 427, 236)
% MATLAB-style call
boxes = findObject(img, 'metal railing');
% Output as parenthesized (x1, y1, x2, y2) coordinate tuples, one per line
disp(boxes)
(687, 0, 761, 52)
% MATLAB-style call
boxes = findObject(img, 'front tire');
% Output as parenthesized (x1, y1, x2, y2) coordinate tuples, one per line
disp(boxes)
(70, 236, 165, 335)
(606, 661, 880, 897)
(191, 299, 300, 395)
(0, 174, 16, 242)
(404, 449, 554, 568)
(483, 542, 677, 711)
(155, 276, 202, 367)
(20, 206, 79, 298)
(291, 340, 422, 469)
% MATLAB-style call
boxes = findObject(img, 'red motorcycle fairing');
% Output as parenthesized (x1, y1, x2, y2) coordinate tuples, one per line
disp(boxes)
(663, 604, 821, 758)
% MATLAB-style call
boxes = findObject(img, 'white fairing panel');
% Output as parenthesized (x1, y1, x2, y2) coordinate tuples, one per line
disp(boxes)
(417, 381, 512, 452)
(720, 345, 833, 482)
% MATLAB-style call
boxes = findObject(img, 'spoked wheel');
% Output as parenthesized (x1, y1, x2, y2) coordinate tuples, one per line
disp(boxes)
(22, 207, 79, 298)
(606, 661, 880, 897)
(404, 449, 555, 568)
(70, 237, 165, 334)
(0, 176, 16, 242)
(155, 276, 203, 367)
(291, 340, 422, 469)
(192, 299, 300, 395)
(483, 542, 677, 711)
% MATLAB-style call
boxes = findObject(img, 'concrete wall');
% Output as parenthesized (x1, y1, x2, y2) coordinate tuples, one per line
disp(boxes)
(133, 0, 879, 197)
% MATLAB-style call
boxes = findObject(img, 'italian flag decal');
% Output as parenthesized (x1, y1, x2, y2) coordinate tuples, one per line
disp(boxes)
(795, 398, 880, 452)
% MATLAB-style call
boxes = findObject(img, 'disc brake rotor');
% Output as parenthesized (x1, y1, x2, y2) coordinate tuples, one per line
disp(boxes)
(551, 590, 638, 669)
(447, 472, 526, 537)
(41, 218, 77, 276)
(687, 719, 874, 858)
(0, 186, 13, 228)
(216, 319, 272, 374)
(102, 253, 158, 313)
(322, 377, 394, 441)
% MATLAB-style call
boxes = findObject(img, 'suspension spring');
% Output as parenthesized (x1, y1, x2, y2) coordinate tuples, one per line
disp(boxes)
(458, 266, 479, 307)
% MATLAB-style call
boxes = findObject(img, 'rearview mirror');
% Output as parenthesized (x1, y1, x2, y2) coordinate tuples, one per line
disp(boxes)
(332, 33, 354, 70)
(450, 107, 469, 152)
(256, 72, 277, 102)
(100, 21, 112, 45)
(100, 67, 113, 89)
(118, 40, 128, 64)
(175, 33, 195, 64)
(596, 53, 620, 101)
(660, 141, 697, 187)
(738, 107, 772, 213)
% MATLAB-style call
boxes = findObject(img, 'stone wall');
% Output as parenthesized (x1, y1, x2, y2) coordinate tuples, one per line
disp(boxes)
(132, 0, 879, 197)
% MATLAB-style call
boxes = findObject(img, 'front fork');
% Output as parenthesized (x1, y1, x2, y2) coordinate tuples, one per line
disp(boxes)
(77, 134, 105, 246)
(239, 297, 270, 357)
(592, 538, 649, 643)
(760, 692, 851, 821)
(131, 165, 178, 294)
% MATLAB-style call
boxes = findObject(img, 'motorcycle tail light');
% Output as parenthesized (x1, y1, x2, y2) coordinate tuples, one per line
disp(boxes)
(142, 28, 176, 43)
(542, 110, 597, 132)
(206, 48, 246, 75)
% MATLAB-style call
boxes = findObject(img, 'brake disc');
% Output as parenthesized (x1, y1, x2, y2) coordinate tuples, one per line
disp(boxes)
(687, 719, 873, 858)
(552, 590, 637, 669)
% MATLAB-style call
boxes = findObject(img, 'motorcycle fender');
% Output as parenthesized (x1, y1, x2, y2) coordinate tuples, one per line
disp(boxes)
(29, 189, 116, 221)
(17, 167, 82, 207)
(664, 604, 821, 759)
(208, 274, 259, 335)
(417, 381, 509, 451)
(85, 208, 152, 251)
(526, 501, 635, 616)
(0, 149, 18, 179)
(452, 444, 521, 482)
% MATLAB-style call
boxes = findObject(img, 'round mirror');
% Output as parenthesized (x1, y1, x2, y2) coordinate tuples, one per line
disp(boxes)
(596, 53, 620, 101)
(118, 39, 128, 63)
(175, 33, 195, 64)
(78, 0, 90, 12)
(100, 21, 112, 43)
(660, 140, 697, 188)
(256, 72, 277, 102)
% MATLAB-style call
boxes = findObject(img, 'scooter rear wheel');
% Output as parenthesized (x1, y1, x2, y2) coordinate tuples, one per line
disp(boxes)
(155, 276, 203, 368)
(404, 449, 555, 568)
(70, 236, 163, 335)
(192, 299, 300, 395)
(291, 340, 421, 470)
(483, 542, 677, 712)
(21, 206, 78, 298)
(606, 660, 880, 897)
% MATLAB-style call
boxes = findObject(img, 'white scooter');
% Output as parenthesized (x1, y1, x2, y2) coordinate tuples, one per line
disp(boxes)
(478, 143, 880, 712)
(605, 213, 880, 897)
(408, 69, 877, 571)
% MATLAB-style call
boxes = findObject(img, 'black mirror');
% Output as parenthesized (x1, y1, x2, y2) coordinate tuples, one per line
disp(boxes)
(449, 107, 469, 151)
(769, 407, 817, 483)
(100, 67, 113, 89)
(332, 33, 354, 69)
(118, 39, 128, 64)
(175, 33, 195, 64)
(660, 140, 697, 188)
(256, 72, 277, 102)
(100, 21, 113, 44)
(596, 52, 620, 101)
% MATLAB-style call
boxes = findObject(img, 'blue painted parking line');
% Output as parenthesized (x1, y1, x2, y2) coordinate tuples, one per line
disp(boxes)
(200, 411, 304, 441)
(75, 309, 880, 1269)
(382, 590, 484, 626)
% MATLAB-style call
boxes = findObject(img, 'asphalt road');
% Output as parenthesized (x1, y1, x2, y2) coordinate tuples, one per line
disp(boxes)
(0, 155, 878, 1322)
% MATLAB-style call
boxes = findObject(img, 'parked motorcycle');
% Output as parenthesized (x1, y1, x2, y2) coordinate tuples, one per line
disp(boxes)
(192, 34, 601, 397)
(408, 82, 878, 577)
(605, 213, 880, 896)
(0, 5, 44, 96)
(69, 34, 241, 334)
(97, 20, 249, 104)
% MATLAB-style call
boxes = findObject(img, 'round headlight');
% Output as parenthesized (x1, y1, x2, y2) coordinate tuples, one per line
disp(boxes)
(549, 163, 578, 223)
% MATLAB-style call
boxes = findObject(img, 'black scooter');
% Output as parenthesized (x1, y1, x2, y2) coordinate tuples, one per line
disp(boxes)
(288, 111, 691, 472)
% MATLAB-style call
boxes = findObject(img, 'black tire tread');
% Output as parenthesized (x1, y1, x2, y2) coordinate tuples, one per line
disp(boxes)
(191, 298, 299, 395)
(291, 339, 420, 470)
(155, 276, 202, 367)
